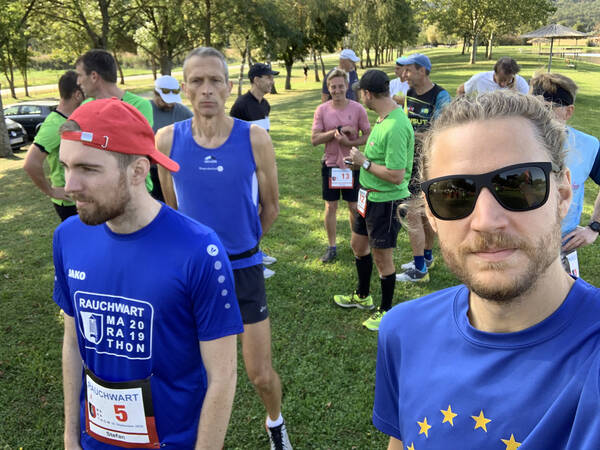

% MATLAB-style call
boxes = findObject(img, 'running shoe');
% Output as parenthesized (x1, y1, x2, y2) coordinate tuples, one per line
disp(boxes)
(400, 257, 434, 271)
(320, 247, 337, 263)
(266, 420, 293, 450)
(263, 254, 277, 265)
(333, 292, 374, 310)
(264, 266, 275, 279)
(396, 266, 429, 282)
(362, 308, 386, 331)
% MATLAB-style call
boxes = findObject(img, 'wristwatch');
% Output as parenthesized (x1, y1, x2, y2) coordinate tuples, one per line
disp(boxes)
(362, 159, 372, 171)
(588, 221, 600, 233)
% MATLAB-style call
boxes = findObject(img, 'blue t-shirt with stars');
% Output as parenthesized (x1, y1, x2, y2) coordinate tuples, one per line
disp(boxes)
(53, 205, 243, 448)
(374, 278, 600, 449)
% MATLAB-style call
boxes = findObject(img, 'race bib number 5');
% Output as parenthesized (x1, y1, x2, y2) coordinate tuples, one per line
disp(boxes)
(85, 369, 160, 448)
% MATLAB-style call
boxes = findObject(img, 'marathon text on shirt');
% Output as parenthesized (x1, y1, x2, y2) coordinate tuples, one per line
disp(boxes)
(74, 291, 154, 360)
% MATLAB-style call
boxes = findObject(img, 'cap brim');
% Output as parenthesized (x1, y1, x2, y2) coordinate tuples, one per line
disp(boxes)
(270, 70, 280, 76)
(149, 148, 180, 172)
(157, 91, 182, 104)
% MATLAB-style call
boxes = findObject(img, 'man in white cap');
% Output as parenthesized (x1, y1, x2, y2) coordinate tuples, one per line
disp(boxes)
(150, 75, 193, 201)
(390, 57, 409, 105)
(151, 75, 193, 134)
(321, 48, 360, 102)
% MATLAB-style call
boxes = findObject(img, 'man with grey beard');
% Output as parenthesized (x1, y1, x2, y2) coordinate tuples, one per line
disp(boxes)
(373, 91, 600, 449)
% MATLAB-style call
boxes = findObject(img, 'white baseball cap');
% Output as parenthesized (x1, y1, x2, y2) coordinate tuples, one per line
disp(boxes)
(154, 75, 182, 104)
(340, 49, 360, 62)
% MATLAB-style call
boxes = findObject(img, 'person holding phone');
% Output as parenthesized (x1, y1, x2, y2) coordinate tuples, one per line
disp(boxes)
(311, 68, 370, 263)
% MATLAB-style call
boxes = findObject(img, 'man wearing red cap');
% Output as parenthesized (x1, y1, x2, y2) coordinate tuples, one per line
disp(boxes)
(156, 47, 292, 450)
(54, 98, 243, 449)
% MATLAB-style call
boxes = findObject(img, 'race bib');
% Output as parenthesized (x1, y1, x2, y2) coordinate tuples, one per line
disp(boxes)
(562, 250, 579, 277)
(357, 188, 368, 217)
(85, 369, 160, 448)
(329, 168, 353, 189)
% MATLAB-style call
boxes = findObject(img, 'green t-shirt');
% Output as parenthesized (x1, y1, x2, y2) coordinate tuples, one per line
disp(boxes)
(33, 111, 74, 206)
(82, 92, 154, 191)
(361, 107, 414, 202)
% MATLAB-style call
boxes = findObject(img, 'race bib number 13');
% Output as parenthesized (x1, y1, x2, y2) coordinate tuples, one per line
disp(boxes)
(329, 168, 353, 189)
(85, 369, 160, 448)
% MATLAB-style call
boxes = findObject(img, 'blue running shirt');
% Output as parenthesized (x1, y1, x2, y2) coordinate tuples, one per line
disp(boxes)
(374, 279, 600, 448)
(170, 119, 263, 269)
(53, 205, 243, 448)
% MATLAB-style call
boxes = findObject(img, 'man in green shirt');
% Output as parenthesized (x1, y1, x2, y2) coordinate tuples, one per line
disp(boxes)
(75, 49, 154, 192)
(334, 70, 414, 331)
(23, 70, 84, 221)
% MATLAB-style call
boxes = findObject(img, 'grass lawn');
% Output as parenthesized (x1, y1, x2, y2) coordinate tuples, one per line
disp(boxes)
(1, 46, 599, 449)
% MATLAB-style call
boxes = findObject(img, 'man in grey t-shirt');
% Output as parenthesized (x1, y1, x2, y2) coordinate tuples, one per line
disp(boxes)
(150, 75, 193, 200)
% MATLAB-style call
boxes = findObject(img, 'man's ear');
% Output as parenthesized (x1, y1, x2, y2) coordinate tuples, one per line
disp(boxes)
(423, 197, 438, 233)
(130, 157, 151, 186)
(557, 167, 572, 220)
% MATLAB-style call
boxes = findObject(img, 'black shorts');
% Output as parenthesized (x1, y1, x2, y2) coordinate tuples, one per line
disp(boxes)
(352, 198, 404, 249)
(321, 162, 360, 202)
(53, 203, 78, 222)
(233, 264, 268, 324)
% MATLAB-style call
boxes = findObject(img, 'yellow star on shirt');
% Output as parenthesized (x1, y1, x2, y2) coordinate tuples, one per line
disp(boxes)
(440, 405, 458, 426)
(501, 434, 521, 449)
(471, 410, 491, 432)
(417, 417, 431, 438)
(407, 443, 415, 450)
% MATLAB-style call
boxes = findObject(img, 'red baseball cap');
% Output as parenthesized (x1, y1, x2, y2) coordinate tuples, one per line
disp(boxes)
(61, 97, 179, 172)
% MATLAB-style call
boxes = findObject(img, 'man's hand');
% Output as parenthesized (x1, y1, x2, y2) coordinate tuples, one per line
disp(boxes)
(349, 147, 366, 166)
(562, 226, 599, 252)
(333, 129, 352, 147)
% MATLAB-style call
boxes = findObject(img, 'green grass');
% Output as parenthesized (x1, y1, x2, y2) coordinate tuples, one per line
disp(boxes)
(1, 46, 600, 449)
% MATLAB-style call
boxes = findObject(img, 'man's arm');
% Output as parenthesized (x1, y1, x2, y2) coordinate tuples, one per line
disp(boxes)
(349, 147, 405, 184)
(63, 315, 83, 450)
(388, 437, 404, 450)
(311, 128, 336, 146)
(155, 125, 178, 209)
(250, 125, 279, 235)
(194, 335, 237, 449)
(23, 144, 71, 201)
(334, 127, 370, 148)
(456, 83, 466, 96)
(562, 190, 600, 251)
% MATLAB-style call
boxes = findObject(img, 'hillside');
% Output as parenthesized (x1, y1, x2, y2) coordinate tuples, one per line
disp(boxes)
(552, 0, 600, 32)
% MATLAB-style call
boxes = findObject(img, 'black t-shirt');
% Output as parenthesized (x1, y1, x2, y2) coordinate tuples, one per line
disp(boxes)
(230, 91, 270, 123)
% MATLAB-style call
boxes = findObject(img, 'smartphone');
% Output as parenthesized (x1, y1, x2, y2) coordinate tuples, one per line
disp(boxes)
(344, 158, 353, 165)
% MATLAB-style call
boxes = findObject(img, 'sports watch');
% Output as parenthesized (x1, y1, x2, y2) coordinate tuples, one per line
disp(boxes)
(362, 159, 372, 171)
(588, 221, 600, 233)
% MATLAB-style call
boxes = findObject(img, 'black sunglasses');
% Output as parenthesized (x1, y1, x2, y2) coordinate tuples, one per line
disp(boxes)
(421, 162, 560, 221)
(159, 88, 180, 95)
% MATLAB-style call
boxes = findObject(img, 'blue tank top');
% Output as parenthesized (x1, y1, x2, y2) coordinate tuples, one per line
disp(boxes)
(170, 118, 263, 269)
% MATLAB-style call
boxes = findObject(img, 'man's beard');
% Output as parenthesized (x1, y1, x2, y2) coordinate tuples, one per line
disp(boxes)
(76, 172, 131, 226)
(440, 214, 561, 303)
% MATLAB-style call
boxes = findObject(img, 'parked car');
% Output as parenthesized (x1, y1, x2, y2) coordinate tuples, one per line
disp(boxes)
(3, 100, 58, 141)
(4, 117, 27, 150)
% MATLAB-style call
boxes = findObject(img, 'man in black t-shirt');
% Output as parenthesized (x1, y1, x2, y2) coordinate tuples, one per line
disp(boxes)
(230, 63, 279, 132)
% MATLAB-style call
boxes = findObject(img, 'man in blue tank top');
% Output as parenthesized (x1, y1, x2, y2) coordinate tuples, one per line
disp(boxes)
(374, 92, 600, 449)
(54, 98, 243, 449)
(156, 47, 292, 450)
(530, 72, 600, 277)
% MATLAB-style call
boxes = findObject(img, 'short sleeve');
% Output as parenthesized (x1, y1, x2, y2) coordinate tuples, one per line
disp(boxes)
(433, 90, 451, 119)
(373, 316, 403, 439)
(312, 104, 325, 133)
(517, 75, 530, 94)
(52, 229, 73, 316)
(358, 105, 370, 134)
(463, 73, 478, 94)
(188, 232, 243, 341)
(34, 115, 60, 154)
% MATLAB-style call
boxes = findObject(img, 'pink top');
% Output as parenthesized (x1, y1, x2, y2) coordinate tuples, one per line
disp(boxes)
(312, 100, 370, 168)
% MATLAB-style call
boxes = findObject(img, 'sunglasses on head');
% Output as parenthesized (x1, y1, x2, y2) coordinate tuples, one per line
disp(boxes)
(421, 162, 560, 221)
(159, 88, 180, 95)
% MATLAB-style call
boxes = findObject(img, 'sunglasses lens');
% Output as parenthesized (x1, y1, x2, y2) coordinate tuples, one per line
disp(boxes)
(493, 166, 548, 210)
(427, 177, 477, 220)
(160, 88, 180, 94)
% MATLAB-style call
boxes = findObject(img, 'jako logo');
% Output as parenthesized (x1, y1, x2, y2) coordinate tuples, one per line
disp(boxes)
(68, 269, 86, 280)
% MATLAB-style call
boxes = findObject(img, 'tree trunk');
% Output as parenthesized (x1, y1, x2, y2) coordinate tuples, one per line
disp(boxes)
(151, 59, 157, 80)
(159, 53, 172, 76)
(487, 31, 494, 60)
(21, 66, 29, 97)
(0, 86, 13, 158)
(311, 49, 320, 82)
(318, 51, 326, 79)
(114, 52, 126, 84)
(366, 47, 372, 67)
(284, 62, 292, 90)
(360, 49, 365, 69)
(470, 33, 478, 64)
(238, 37, 249, 97)
(204, 0, 212, 46)
(461, 36, 467, 55)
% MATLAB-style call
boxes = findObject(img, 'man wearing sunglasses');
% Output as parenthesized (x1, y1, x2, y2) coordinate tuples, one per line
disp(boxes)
(530, 72, 600, 276)
(373, 91, 600, 449)
(457, 56, 529, 96)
